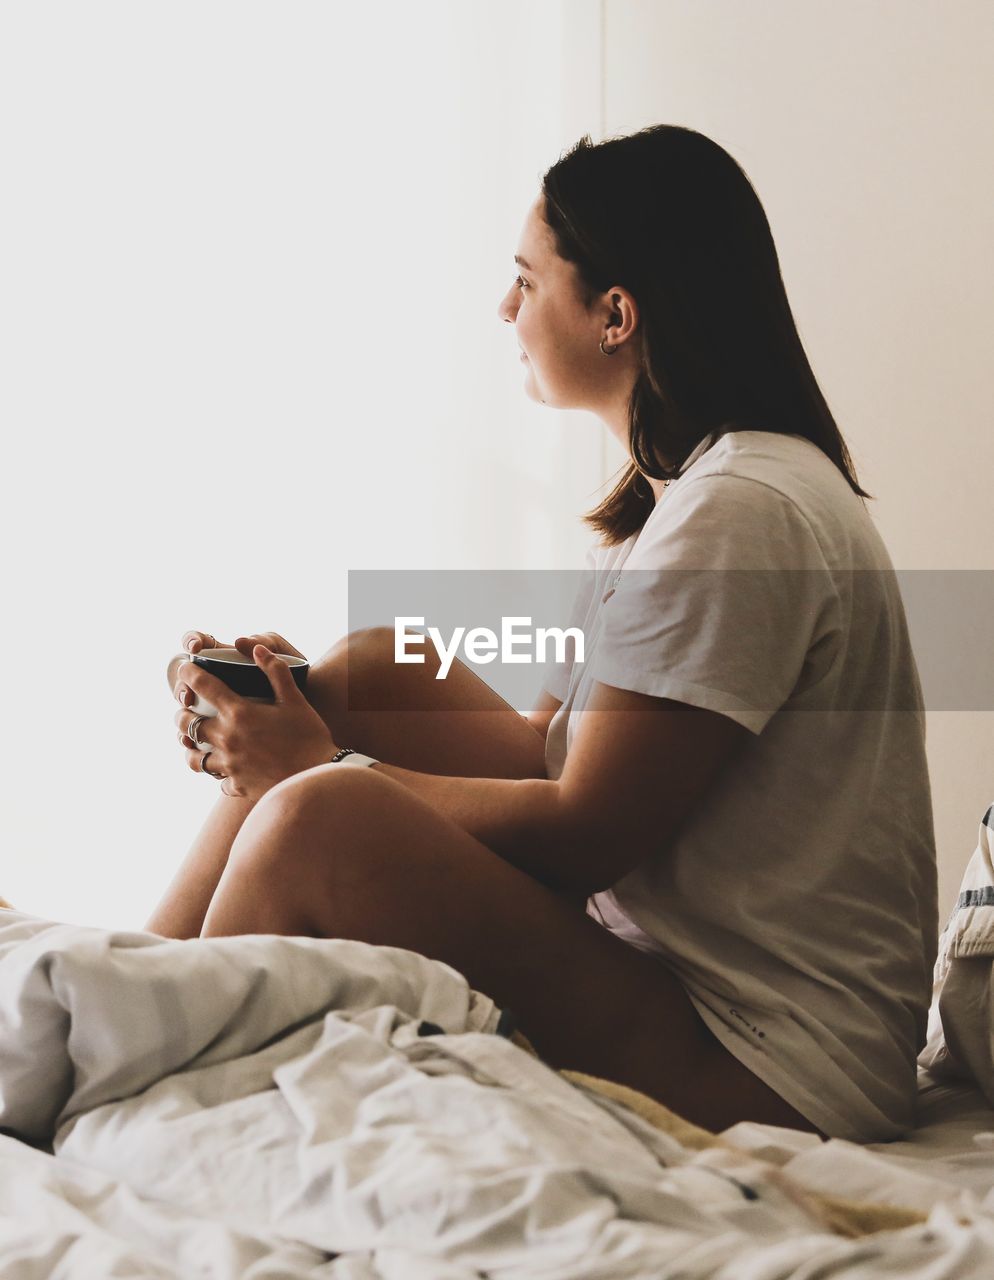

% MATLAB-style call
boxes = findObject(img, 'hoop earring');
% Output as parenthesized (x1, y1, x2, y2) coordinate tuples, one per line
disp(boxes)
(599, 338, 619, 356)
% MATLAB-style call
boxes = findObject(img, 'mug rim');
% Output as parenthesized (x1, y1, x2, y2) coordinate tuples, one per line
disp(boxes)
(193, 648, 308, 668)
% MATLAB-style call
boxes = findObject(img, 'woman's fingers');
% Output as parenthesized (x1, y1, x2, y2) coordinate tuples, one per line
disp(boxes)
(234, 632, 307, 661)
(181, 630, 230, 655)
(182, 631, 211, 654)
(172, 646, 234, 778)
(171, 633, 225, 703)
(184, 744, 228, 778)
(234, 633, 285, 657)
(175, 708, 213, 745)
(167, 654, 188, 697)
(175, 660, 238, 714)
(252, 645, 305, 703)
(177, 630, 305, 661)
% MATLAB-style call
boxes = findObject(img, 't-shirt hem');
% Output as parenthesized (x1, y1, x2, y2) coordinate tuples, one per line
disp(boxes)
(591, 664, 772, 734)
(591, 892, 912, 1142)
(686, 993, 907, 1144)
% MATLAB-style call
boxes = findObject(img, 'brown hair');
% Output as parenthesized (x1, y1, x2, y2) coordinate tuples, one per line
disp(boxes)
(541, 125, 870, 545)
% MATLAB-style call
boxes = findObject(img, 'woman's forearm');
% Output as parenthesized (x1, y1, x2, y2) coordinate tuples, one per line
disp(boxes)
(144, 793, 256, 938)
(369, 765, 594, 894)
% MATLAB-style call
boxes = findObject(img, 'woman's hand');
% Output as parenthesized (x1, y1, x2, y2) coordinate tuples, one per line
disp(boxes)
(181, 629, 229, 656)
(171, 630, 310, 738)
(231, 632, 307, 662)
(168, 632, 227, 703)
(174, 645, 337, 801)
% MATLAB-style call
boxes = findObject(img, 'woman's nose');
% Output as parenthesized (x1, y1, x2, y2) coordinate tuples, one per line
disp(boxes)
(497, 285, 518, 324)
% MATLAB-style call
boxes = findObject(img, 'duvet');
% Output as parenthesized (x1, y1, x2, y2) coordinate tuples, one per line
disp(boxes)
(1, 910, 994, 1278)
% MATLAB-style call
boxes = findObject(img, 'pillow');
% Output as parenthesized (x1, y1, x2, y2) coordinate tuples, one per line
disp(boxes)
(918, 805, 994, 1103)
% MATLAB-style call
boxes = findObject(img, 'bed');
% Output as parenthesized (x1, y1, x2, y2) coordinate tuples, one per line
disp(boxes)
(2, 813, 994, 1278)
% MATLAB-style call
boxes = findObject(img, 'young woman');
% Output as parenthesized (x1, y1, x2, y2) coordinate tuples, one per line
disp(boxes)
(152, 125, 937, 1143)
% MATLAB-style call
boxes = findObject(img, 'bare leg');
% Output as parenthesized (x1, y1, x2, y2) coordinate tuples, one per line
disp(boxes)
(146, 627, 549, 937)
(201, 766, 821, 1136)
(303, 626, 547, 779)
(145, 795, 255, 939)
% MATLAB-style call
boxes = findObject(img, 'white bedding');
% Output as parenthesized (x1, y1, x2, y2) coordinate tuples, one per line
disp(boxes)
(3, 910, 994, 1278)
(865, 1076, 994, 1194)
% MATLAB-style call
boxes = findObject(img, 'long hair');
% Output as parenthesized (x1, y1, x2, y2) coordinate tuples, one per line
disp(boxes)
(541, 125, 871, 544)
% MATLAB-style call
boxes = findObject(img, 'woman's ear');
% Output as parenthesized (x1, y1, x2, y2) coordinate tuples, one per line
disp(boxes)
(602, 286, 639, 348)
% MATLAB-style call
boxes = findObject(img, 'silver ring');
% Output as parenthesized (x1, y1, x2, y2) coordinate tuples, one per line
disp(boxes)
(201, 751, 226, 780)
(187, 715, 208, 748)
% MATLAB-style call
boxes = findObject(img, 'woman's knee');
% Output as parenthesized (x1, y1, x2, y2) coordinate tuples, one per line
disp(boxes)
(204, 769, 374, 938)
(232, 767, 395, 897)
(304, 626, 399, 727)
(241, 762, 381, 855)
(309, 626, 399, 690)
(313, 624, 387, 663)
(256, 763, 372, 829)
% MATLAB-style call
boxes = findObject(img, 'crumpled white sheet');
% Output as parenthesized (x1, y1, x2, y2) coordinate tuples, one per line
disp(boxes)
(3, 910, 994, 1278)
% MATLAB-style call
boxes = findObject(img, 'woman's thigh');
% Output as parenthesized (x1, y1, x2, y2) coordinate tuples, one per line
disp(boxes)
(305, 626, 548, 779)
(206, 767, 820, 1137)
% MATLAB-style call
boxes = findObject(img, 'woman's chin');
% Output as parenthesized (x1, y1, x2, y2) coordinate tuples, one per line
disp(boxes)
(524, 385, 560, 410)
(521, 368, 547, 406)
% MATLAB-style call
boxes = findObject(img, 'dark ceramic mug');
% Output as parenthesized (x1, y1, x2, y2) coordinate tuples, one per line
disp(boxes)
(168, 647, 309, 717)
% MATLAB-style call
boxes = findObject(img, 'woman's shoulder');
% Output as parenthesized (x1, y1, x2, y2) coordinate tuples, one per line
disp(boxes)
(618, 430, 889, 574)
(685, 430, 847, 494)
(670, 430, 888, 569)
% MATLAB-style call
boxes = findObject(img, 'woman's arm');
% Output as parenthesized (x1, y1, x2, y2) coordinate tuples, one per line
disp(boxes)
(370, 680, 747, 896)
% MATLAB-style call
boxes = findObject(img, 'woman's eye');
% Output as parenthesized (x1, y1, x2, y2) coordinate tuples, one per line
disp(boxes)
(515, 275, 529, 290)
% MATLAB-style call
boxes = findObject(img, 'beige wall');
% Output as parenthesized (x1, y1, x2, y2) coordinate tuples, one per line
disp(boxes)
(600, 0, 994, 918)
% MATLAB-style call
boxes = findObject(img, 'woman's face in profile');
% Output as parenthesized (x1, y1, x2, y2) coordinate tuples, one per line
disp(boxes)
(497, 195, 606, 411)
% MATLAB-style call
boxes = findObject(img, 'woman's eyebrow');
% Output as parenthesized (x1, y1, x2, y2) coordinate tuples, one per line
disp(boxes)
(514, 255, 535, 271)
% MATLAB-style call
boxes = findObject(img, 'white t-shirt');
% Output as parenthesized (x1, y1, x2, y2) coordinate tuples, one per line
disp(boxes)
(543, 430, 937, 1142)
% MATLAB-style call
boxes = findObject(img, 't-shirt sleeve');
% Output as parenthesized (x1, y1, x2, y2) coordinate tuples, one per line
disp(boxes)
(540, 540, 601, 703)
(590, 476, 837, 733)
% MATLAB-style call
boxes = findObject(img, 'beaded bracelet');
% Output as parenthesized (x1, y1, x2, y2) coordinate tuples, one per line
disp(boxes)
(330, 747, 380, 768)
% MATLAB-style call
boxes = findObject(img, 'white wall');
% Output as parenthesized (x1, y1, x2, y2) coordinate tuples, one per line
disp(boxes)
(0, 2, 604, 928)
(5, 2, 984, 930)
(602, 0, 994, 919)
